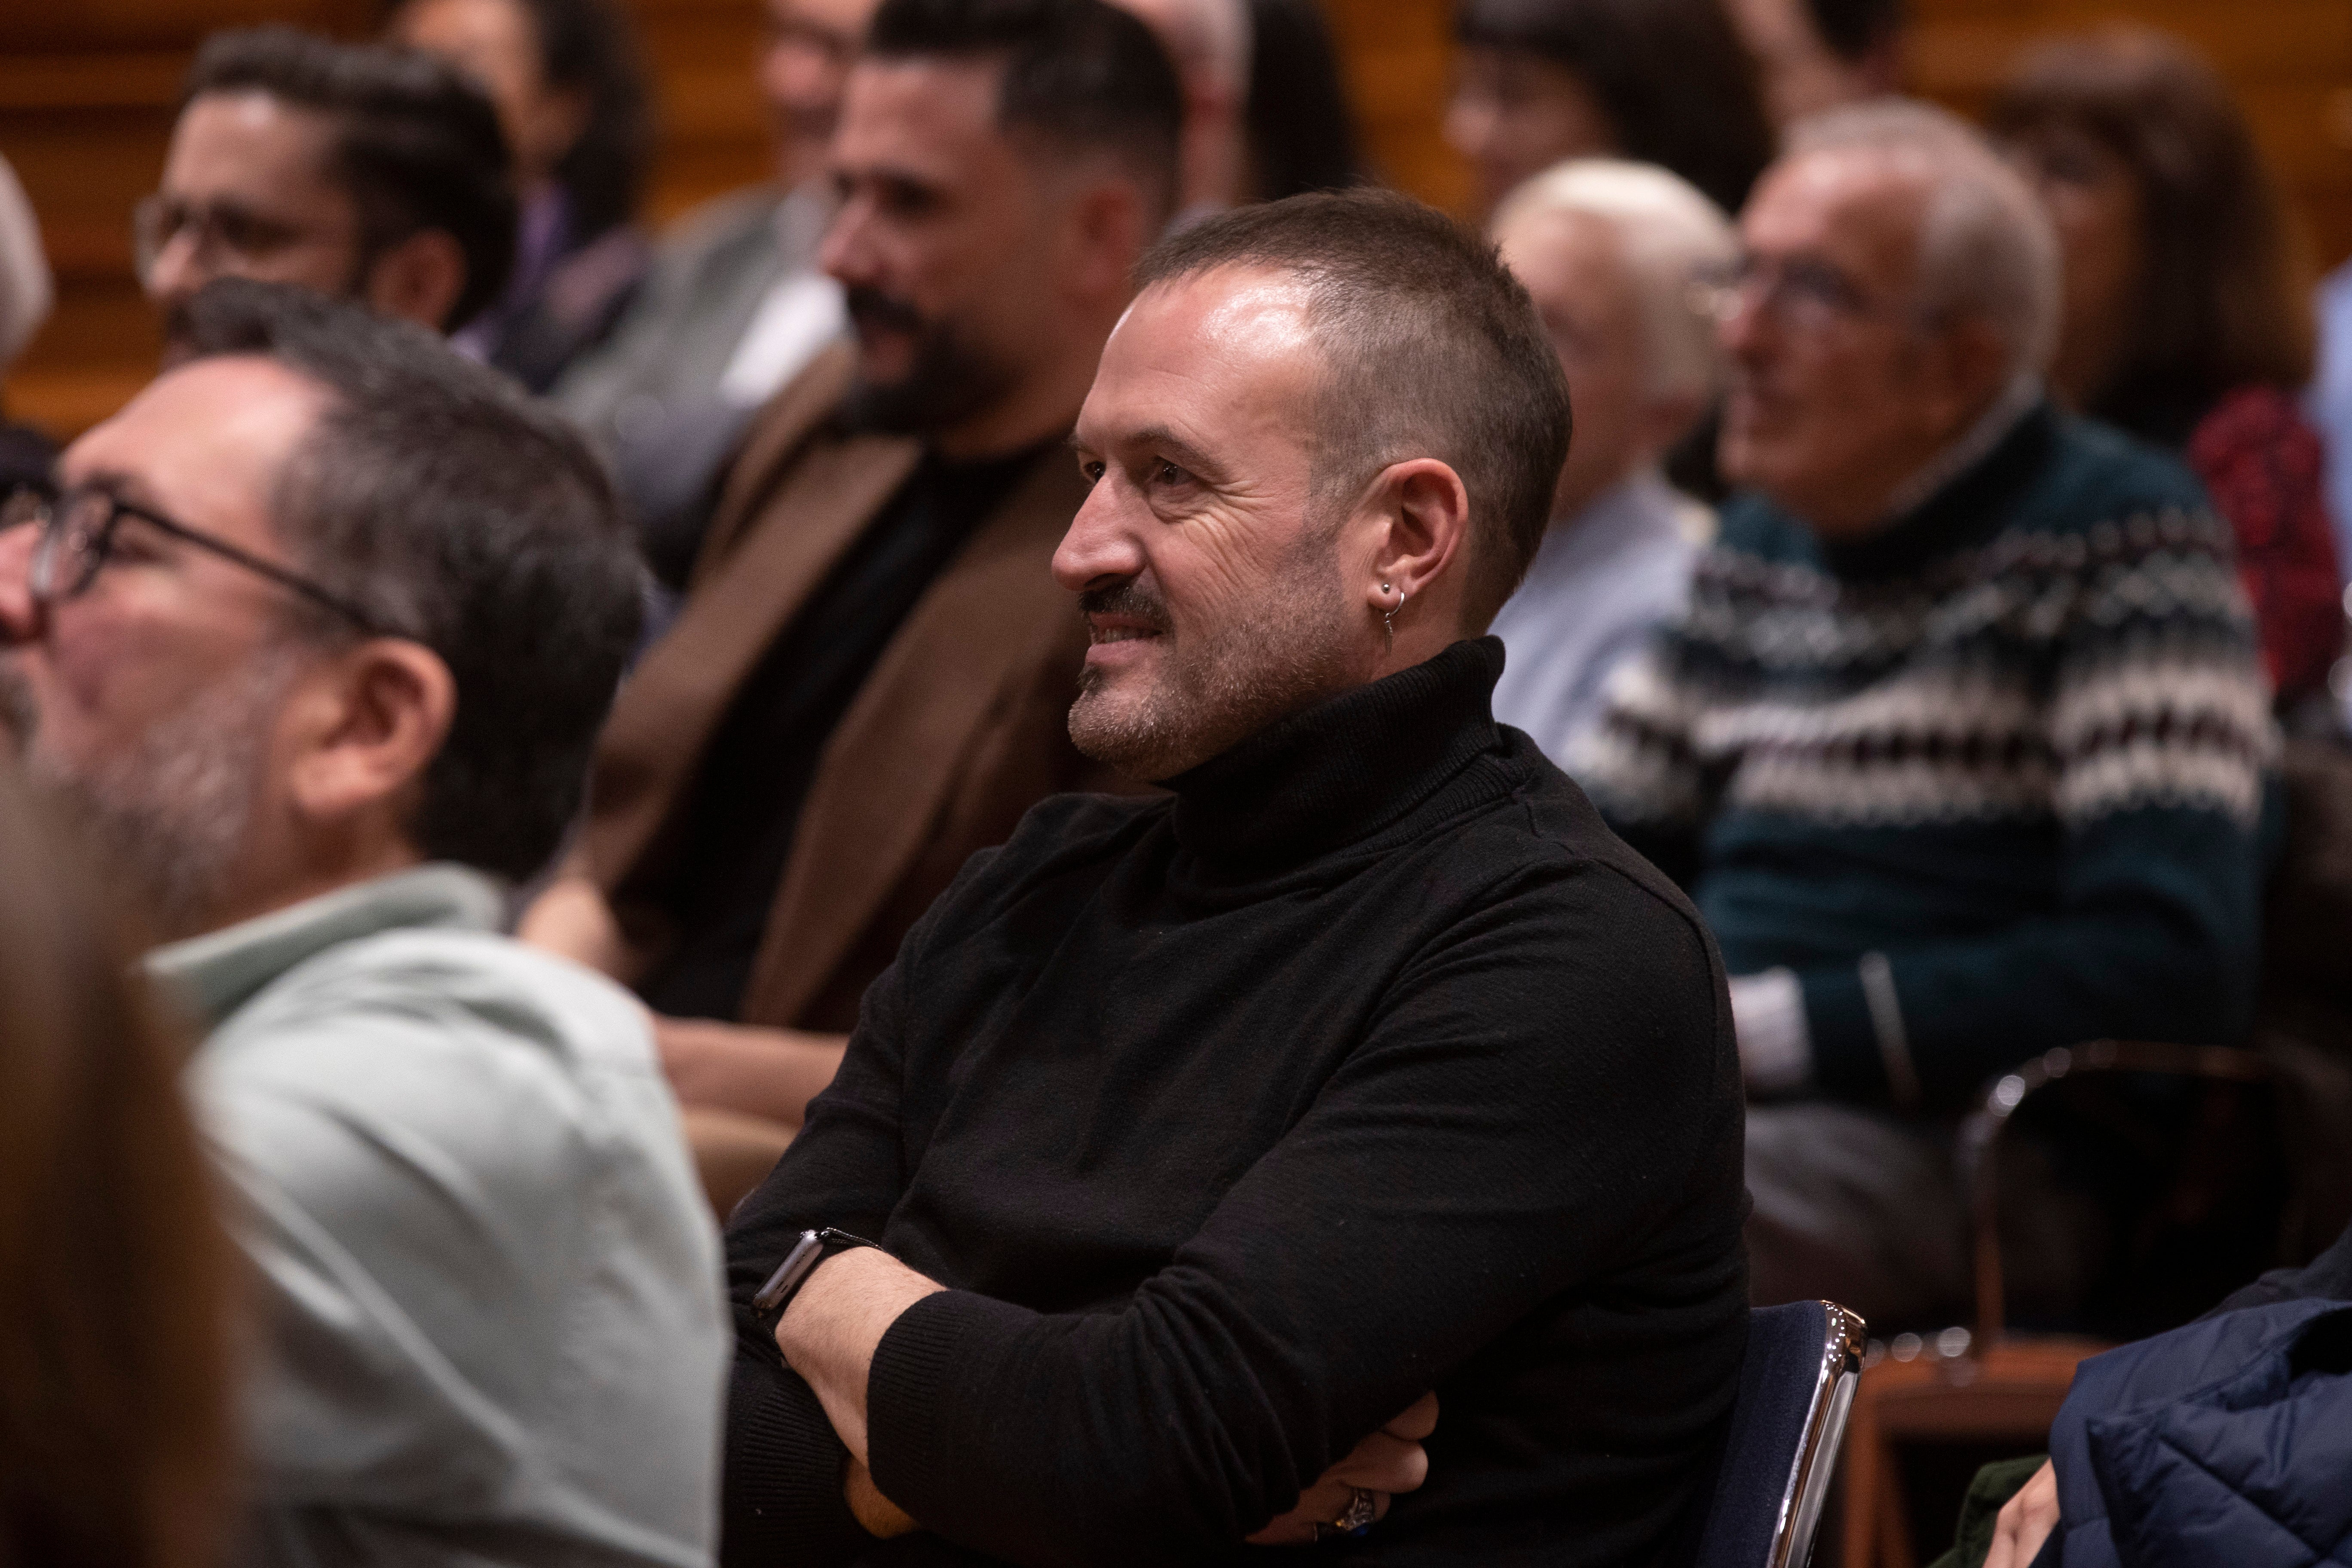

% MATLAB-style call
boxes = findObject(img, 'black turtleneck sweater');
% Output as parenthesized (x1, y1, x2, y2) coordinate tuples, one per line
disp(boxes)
(721, 639, 1748, 1568)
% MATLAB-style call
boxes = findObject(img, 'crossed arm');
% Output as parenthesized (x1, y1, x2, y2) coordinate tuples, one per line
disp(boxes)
(772, 1245, 1437, 1542)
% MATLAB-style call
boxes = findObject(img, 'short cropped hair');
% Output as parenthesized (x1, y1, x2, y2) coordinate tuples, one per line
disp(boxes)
(867, 0, 1185, 222)
(1786, 99, 2062, 381)
(171, 279, 642, 881)
(184, 26, 517, 330)
(1137, 188, 1572, 630)
(1494, 158, 1736, 405)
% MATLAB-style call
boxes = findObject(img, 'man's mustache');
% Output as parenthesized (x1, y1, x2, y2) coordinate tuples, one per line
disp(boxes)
(1078, 580, 1170, 631)
(844, 285, 926, 336)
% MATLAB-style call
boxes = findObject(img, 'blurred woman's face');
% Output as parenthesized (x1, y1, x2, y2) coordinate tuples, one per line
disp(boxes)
(2005, 122, 2144, 407)
(1444, 47, 1617, 220)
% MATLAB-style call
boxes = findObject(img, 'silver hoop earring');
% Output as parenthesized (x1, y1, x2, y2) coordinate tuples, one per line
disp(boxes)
(1381, 586, 1402, 646)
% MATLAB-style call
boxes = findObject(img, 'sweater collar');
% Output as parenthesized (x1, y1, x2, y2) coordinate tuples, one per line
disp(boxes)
(1165, 637, 1509, 873)
(1816, 396, 2058, 581)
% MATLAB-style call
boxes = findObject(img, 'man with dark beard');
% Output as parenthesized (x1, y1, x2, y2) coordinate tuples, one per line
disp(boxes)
(521, 0, 1183, 1212)
(0, 279, 726, 1565)
(714, 189, 1747, 1566)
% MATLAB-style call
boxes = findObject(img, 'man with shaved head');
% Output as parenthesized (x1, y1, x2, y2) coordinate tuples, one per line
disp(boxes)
(716, 187, 1745, 1566)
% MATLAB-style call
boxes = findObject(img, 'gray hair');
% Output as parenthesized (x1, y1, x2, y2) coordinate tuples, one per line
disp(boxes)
(1785, 98, 2062, 378)
(1492, 157, 1737, 404)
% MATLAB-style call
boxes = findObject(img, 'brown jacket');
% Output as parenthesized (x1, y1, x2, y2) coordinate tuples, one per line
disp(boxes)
(577, 344, 1121, 1030)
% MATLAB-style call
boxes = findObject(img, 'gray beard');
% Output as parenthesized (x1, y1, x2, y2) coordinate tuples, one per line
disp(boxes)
(1067, 540, 1360, 783)
(2, 648, 296, 942)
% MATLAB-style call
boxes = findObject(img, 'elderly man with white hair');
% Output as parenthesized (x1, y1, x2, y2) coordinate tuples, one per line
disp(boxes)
(1487, 159, 1732, 765)
(1574, 101, 2272, 1331)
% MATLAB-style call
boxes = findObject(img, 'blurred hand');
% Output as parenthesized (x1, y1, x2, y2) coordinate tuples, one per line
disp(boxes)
(1246, 1392, 1439, 1546)
(655, 1016, 847, 1125)
(1985, 1459, 2059, 1568)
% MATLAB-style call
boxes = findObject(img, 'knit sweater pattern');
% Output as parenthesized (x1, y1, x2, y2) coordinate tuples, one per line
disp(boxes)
(1571, 404, 2272, 1111)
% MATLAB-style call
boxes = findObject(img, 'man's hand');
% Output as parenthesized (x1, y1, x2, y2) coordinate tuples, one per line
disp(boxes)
(1985, 1459, 2058, 1568)
(846, 1457, 920, 1539)
(656, 1017, 848, 1126)
(777, 1245, 947, 1463)
(1245, 1393, 1439, 1546)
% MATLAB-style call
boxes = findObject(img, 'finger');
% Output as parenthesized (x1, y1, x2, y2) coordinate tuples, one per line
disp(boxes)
(1328, 1431, 1429, 1494)
(1243, 1478, 1351, 1546)
(1384, 1391, 1439, 1441)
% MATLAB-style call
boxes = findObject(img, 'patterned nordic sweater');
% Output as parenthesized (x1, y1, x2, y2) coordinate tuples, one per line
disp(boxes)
(1572, 404, 2271, 1112)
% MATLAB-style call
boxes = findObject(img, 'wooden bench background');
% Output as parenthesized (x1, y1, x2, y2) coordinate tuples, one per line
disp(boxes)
(4, 0, 2349, 438)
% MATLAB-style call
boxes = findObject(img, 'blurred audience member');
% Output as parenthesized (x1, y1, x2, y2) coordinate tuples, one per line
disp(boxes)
(2313, 257, 2352, 593)
(1991, 30, 2343, 713)
(1487, 159, 1732, 766)
(1574, 103, 2271, 1331)
(0, 771, 234, 1568)
(390, 0, 653, 390)
(140, 27, 515, 337)
(0, 280, 726, 1566)
(0, 154, 53, 493)
(1726, 0, 1904, 128)
(1108, 0, 1249, 215)
(1446, 0, 1774, 223)
(522, 0, 1182, 1213)
(1241, 0, 1362, 199)
(555, 0, 873, 587)
(721, 187, 1743, 1566)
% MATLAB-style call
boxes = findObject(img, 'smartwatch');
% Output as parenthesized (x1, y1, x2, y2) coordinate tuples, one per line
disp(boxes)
(751, 1227, 880, 1336)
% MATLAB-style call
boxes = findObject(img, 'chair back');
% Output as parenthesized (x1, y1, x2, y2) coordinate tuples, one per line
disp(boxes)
(1694, 1300, 1867, 1568)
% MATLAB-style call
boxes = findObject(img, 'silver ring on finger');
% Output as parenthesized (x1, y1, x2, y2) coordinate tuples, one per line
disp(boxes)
(1311, 1486, 1380, 1542)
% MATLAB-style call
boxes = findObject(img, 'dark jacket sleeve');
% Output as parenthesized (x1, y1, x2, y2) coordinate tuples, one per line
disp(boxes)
(858, 856, 1743, 1567)
(720, 889, 934, 1566)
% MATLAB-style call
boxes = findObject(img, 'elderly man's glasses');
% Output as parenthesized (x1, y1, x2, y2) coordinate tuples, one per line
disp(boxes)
(132, 193, 340, 283)
(1692, 255, 1894, 332)
(0, 482, 386, 634)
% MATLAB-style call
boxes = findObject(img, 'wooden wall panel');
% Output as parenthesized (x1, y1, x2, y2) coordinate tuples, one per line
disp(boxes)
(4, 0, 2350, 439)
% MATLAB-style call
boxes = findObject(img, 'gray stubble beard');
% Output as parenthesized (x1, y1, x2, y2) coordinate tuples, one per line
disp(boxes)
(0, 646, 300, 943)
(1067, 536, 1361, 784)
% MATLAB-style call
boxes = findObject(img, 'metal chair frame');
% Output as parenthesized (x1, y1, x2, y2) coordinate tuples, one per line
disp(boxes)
(1774, 1302, 1869, 1568)
(1954, 1038, 2279, 1340)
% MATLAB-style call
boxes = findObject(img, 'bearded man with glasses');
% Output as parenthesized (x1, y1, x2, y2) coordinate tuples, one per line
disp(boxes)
(0, 279, 728, 1568)
(139, 26, 515, 338)
(1573, 101, 2273, 1335)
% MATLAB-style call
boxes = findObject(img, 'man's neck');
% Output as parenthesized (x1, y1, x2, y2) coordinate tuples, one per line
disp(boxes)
(177, 842, 429, 946)
(931, 328, 1118, 462)
(1875, 373, 2042, 522)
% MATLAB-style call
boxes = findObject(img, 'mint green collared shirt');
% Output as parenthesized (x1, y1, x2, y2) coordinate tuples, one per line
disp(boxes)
(153, 865, 728, 1568)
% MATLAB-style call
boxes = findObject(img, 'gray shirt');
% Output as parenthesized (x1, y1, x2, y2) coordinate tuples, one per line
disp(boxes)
(1487, 469, 1703, 769)
(153, 865, 729, 1568)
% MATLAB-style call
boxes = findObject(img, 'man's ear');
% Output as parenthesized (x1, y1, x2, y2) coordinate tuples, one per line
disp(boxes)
(363, 229, 471, 331)
(1357, 457, 1473, 628)
(1063, 177, 1151, 305)
(283, 640, 457, 833)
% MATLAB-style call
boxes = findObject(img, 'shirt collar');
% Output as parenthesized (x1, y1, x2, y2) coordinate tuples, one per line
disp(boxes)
(146, 863, 506, 1030)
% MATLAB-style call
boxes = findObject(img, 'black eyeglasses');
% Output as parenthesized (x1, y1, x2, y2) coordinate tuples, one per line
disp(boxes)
(0, 481, 388, 635)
